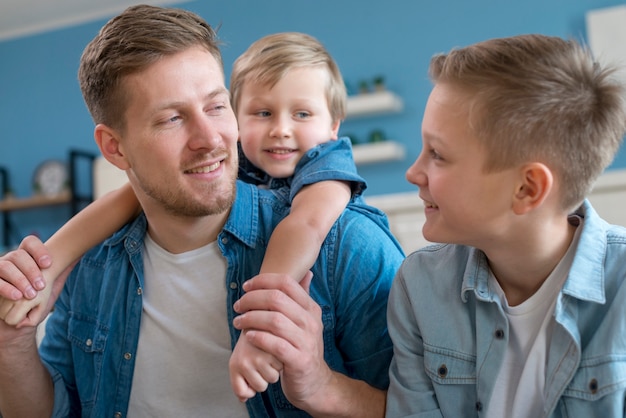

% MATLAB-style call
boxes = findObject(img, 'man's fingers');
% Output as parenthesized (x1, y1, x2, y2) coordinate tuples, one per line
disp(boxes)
(18, 235, 52, 269)
(0, 248, 46, 299)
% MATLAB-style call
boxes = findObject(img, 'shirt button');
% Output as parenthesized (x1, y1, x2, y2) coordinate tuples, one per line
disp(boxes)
(475, 401, 483, 411)
(114, 412, 122, 418)
(229, 282, 238, 290)
(137, 287, 143, 295)
(85, 339, 93, 347)
(437, 364, 448, 378)
(589, 378, 599, 394)
(124, 352, 132, 360)
(221, 237, 228, 244)
(494, 329, 505, 339)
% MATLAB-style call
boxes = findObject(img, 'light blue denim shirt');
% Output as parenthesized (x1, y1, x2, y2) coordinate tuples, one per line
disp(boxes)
(386, 200, 626, 417)
(39, 180, 405, 418)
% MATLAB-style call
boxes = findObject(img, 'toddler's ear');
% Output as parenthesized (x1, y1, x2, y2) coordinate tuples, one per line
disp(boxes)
(512, 162, 553, 215)
(330, 119, 341, 140)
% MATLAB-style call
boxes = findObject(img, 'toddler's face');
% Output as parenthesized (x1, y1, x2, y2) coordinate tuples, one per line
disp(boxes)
(236, 66, 340, 178)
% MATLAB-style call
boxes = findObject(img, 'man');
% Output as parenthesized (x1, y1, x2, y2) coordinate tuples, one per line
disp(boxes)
(0, 5, 404, 417)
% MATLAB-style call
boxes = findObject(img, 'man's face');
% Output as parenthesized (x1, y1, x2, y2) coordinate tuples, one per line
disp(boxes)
(119, 46, 239, 218)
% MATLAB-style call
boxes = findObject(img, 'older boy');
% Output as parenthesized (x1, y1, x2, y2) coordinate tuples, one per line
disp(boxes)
(386, 34, 626, 417)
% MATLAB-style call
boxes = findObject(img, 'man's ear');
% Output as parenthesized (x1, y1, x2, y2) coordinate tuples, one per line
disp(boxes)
(512, 162, 553, 215)
(94, 124, 131, 170)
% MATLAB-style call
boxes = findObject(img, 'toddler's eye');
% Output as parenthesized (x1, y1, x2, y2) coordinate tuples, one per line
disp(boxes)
(295, 111, 311, 119)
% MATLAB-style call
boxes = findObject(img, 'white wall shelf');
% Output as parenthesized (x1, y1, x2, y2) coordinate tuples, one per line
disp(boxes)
(352, 141, 406, 165)
(346, 90, 404, 119)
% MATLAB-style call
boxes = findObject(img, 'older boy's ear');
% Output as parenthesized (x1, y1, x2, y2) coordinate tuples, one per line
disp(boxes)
(512, 163, 553, 215)
(94, 124, 131, 170)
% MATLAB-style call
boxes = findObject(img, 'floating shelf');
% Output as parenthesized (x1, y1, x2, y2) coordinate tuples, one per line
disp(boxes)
(0, 190, 71, 212)
(346, 90, 404, 119)
(352, 141, 406, 165)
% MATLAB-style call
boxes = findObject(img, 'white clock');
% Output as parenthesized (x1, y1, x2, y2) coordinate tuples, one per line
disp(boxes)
(33, 160, 69, 196)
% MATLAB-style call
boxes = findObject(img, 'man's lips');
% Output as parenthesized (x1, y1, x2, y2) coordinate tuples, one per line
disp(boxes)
(185, 161, 221, 174)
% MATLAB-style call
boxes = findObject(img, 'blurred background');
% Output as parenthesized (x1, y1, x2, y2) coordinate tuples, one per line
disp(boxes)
(1, 0, 625, 249)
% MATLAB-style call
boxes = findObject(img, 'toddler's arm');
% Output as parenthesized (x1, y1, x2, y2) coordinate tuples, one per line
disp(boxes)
(0, 182, 140, 326)
(230, 179, 351, 401)
(260, 180, 352, 277)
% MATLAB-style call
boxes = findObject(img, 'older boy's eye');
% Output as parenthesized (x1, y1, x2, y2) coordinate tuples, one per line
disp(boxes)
(256, 110, 271, 117)
(429, 149, 443, 160)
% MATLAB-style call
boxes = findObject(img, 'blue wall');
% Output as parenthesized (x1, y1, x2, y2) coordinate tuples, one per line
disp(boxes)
(1, 0, 625, 246)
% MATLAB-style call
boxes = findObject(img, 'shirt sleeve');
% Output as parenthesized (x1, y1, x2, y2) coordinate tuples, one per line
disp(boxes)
(287, 137, 366, 202)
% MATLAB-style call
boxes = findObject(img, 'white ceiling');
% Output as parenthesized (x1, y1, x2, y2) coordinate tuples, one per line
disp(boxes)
(0, 0, 188, 42)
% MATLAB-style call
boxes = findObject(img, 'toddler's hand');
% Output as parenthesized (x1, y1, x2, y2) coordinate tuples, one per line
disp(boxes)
(229, 329, 283, 402)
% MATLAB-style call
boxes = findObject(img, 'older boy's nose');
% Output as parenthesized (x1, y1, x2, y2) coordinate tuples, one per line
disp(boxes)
(406, 157, 427, 187)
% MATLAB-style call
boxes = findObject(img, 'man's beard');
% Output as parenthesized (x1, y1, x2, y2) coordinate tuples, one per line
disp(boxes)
(134, 167, 236, 218)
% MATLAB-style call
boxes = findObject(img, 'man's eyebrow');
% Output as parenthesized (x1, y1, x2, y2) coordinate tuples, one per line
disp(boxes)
(153, 88, 230, 112)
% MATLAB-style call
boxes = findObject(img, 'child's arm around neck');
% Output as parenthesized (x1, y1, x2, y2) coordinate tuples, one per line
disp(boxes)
(0, 182, 140, 326)
(259, 179, 351, 280)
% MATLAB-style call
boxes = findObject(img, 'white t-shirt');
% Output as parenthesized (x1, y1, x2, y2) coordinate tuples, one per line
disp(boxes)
(486, 218, 582, 418)
(127, 235, 248, 417)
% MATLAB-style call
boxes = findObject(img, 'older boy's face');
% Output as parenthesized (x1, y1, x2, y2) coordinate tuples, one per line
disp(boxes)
(119, 46, 240, 218)
(406, 83, 520, 248)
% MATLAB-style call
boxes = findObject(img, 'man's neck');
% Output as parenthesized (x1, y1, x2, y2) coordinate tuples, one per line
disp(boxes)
(145, 209, 230, 254)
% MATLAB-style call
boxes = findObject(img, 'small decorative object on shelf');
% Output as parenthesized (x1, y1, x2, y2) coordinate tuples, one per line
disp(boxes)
(33, 159, 69, 197)
(368, 129, 386, 143)
(372, 75, 385, 91)
(358, 80, 370, 94)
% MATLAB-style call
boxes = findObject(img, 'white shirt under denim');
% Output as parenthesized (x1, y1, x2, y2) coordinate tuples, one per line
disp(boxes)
(386, 200, 626, 417)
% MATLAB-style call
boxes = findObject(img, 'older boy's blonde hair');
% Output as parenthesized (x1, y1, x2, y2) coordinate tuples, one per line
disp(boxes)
(79, 5, 222, 132)
(230, 32, 346, 123)
(429, 34, 626, 211)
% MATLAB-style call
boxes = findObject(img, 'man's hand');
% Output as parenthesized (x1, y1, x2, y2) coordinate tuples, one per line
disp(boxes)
(0, 235, 70, 328)
(0, 236, 51, 301)
(229, 330, 283, 402)
(232, 272, 334, 410)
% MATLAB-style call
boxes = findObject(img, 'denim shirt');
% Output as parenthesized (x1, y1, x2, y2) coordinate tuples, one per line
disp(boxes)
(39, 180, 405, 418)
(386, 200, 626, 417)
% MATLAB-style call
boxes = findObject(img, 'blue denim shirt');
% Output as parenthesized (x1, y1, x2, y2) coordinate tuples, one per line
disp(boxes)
(386, 200, 626, 417)
(39, 180, 405, 418)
